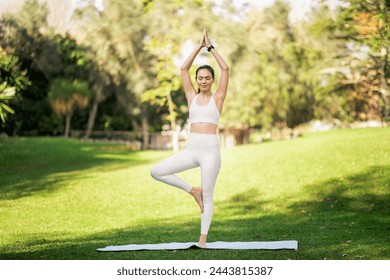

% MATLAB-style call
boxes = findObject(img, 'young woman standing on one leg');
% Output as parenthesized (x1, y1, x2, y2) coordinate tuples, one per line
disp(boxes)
(150, 29, 229, 247)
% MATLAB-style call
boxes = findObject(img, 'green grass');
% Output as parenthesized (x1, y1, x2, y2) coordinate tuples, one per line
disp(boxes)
(0, 127, 389, 260)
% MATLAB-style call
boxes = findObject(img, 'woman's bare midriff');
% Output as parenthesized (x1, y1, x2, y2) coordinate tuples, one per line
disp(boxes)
(190, 123, 218, 134)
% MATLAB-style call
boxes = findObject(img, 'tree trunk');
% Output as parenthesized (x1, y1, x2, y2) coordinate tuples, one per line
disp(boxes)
(141, 105, 149, 150)
(84, 98, 99, 139)
(166, 86, 179, 151)
(379, 47, 389, 124)
(84, 78, 104, 139)
(64, 113, 72, 138)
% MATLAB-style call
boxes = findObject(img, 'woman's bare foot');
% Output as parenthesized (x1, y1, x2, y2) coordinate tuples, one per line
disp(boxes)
(198, 234, 207, 248)
(190, 187, 204, 213)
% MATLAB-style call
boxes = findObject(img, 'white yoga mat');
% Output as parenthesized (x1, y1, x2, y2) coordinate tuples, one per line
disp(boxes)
(97, 240, 298, 251)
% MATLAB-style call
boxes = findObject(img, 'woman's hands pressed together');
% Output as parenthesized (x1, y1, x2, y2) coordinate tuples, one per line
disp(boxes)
(199, 29, 206, 48)
(204, 29, 212, 48)
(199, 29, 212, 49)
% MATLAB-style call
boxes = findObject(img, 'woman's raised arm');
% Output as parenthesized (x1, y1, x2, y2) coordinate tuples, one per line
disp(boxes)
(205, 30, 229, 105)
(181, 31, 206, 103)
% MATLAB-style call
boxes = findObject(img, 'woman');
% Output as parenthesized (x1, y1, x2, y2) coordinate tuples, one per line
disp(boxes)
(150, 29, 229, 247)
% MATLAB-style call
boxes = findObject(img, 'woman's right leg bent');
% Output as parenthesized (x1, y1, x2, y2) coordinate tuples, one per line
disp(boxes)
(150, 148, 199, 192)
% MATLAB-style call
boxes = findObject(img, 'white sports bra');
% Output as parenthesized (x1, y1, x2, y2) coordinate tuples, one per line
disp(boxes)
(189, 94, 220, 125)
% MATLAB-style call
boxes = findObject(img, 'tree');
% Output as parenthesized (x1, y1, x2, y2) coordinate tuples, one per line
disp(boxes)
(0, 0, 61, 79)
(73, 0, 150, 144)
(48, 78, 91, 137)
(331, 0, 390, 122)
(0, 0, 67, 135)
(0, 48, 31, 125)
(223, 0, 312, 131)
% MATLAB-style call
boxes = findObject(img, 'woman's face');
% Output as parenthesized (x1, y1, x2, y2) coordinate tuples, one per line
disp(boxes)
(196, 69, 214, 92)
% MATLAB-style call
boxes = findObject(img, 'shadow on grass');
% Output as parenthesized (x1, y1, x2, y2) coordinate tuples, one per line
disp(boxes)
(0, 165, 389, 260)
(0, 137, 159, 200)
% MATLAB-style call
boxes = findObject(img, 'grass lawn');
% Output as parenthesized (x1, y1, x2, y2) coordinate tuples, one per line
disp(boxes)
(0, 127, 389, 260)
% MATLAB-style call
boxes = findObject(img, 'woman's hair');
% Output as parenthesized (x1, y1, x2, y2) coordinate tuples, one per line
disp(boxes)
(195, 65, 215, 79)
(195, 65, 215, 93)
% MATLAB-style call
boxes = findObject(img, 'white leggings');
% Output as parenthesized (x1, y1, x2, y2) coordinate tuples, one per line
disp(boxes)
(150, 133, 221, 235)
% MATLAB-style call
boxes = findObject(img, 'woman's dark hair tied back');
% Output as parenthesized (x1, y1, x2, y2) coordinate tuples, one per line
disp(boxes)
(196, 65, 215, 79)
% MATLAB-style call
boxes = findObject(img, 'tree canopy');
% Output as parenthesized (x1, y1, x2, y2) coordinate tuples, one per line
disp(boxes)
(0, 0, 388, 141)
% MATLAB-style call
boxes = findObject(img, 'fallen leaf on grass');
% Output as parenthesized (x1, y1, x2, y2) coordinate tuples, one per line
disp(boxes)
(341, 240, 352, 246)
